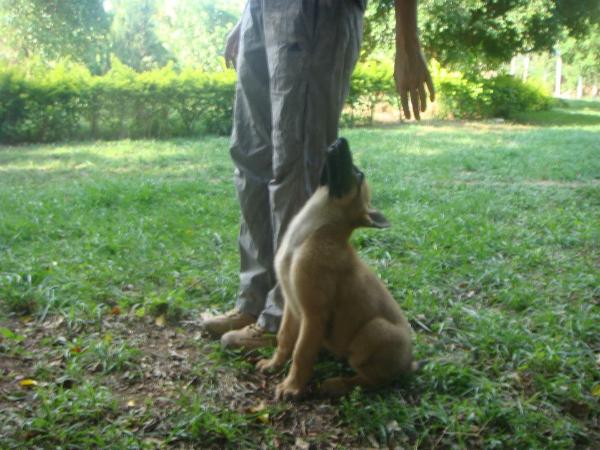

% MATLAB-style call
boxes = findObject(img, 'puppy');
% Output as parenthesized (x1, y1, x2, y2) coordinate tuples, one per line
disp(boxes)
(257, 137, 416, 399)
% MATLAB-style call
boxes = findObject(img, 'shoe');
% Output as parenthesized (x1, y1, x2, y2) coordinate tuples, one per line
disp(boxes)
(200, 309, 255, 338)
(221, 323, 276, 351)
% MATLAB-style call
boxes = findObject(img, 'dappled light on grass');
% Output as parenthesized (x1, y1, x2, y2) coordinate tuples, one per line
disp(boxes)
(0, 102, 599, 448)
(513, 99, 600, 127)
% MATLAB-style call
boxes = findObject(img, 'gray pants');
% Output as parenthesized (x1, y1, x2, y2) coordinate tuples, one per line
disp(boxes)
(230, 0, 364, 332)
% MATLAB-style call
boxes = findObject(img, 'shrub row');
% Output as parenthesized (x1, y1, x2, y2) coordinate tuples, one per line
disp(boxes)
(347, 61, 552, 124)
(0, 60, 552, 144)
(0, 61, 236, 143)
(433, 63, 553, 119)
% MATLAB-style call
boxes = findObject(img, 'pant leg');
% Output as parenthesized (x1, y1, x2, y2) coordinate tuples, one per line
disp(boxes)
(257, 0, 364, 332)
(230, 1, 275, 318)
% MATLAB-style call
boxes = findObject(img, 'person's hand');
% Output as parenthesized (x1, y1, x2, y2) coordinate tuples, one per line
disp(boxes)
(224, 21, 242, 70)
(394, 44, 434, 120)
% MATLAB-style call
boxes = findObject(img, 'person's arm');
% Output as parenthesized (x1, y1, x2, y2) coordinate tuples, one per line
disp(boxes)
(224, 20, 242, 70)
(394, 0, 434, 120)
(225, 1, 249, 70)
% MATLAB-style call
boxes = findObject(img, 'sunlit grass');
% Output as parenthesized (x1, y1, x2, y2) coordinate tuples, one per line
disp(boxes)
(1, 100, 599, 448)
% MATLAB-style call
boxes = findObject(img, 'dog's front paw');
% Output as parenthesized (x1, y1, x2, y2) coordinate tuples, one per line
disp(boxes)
(256, 358, 280, 373)
(275, 377, 305, 400)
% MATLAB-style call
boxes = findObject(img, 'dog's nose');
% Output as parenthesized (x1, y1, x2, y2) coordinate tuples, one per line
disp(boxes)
(330, 137, 350, 154)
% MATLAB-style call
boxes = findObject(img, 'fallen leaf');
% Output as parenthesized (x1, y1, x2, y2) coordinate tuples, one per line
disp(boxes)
(111, 306, 121, 316)
(155, 314, 166, 327)
(71, 345, 83, 354)
(248, 401, 267, 413)
(45, 316, 64, 329)
(19, 379, 38, 389)
(127, 399, 136, 408)
(294, 437, 310, 450)
(168, 350, 185, 360)
(386, 420, 400, 433)
(367, 434, 379, 447)
(248, 401, 270, 423)
(592, 384, 600, 397)
(257, 412, 269, 424)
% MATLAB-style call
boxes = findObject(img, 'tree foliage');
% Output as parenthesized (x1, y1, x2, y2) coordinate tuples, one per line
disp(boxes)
(364, 0, 600, 69)
(109, 0, 173, 72)
(561, 24, 600, 81)
(156, 0, 240, 71)
(0, 0, 111, 73)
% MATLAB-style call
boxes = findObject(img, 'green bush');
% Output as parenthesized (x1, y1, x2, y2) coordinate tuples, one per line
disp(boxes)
(345, 60, 552, 124)
(345, 60, 396, 126)
(434, 65, 553, 119)
(0, 61, 236, 144)
(484, 75, 553, 118)
(0, 59, 555, 144)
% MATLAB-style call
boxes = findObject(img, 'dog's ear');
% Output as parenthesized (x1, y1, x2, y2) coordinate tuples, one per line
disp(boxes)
(363, 208, 390, 229)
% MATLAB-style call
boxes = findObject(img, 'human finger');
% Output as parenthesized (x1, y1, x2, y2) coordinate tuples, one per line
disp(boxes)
(419, 83, 427, 112)
(410, 87, 420, 120)
(400, 89, 411, 120)
(426, 71, 435, 102)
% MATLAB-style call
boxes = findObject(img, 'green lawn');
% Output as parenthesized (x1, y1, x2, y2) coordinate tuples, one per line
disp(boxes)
(1, 100, 599, 448)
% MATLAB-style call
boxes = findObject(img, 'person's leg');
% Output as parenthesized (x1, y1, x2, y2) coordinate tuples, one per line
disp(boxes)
(203, 0, 274, 338)
(257, 0, 364, 332)
(231, 1, 275, 321)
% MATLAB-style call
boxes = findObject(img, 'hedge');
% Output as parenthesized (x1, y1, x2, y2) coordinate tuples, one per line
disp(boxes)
(434, 68, 553, 120)
(346, 61, 553, 124)
(0, 61, 236, 144)
(0, 60, 552, 144)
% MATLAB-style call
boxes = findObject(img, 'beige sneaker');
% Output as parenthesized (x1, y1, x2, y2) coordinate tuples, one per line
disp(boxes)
(200, 309, 255, 338)
(221, 323, 276, 351)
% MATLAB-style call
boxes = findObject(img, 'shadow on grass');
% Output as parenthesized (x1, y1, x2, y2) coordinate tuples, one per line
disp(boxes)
(513, 110, 600, 127)
(513, 98, 600, 127)
(565, 98, 600, 112)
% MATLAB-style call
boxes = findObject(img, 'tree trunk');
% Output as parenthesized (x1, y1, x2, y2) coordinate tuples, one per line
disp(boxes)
(554, 49, 562, 97)
(576, 76, 583, 99)
(522, 55, 530, 81)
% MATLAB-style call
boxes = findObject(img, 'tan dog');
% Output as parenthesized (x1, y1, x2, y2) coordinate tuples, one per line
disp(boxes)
(257, 138, 416, 399)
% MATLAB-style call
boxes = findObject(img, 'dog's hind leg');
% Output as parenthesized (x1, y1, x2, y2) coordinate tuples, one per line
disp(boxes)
(320, 374, 376, 397)
(344, 318, 413, 387)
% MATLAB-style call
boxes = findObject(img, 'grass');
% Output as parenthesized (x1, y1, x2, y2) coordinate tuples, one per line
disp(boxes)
(1, 99, 599, 448)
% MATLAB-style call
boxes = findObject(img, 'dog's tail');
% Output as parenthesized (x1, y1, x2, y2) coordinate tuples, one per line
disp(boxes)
(411, 359, 429, 372)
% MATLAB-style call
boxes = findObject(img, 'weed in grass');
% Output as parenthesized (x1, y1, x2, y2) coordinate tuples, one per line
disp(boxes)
(167, 392, 268, 448)
(4, 383, 138, 449)
(340, 388, 416, 446)
(0, 100, 598, 448)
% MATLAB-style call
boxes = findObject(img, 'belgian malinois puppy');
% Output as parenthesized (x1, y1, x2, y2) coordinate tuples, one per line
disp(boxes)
(257, 138, 416, 399)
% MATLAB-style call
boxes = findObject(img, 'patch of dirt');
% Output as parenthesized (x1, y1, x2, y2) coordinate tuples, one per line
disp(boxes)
(1, 313, 397, 448)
